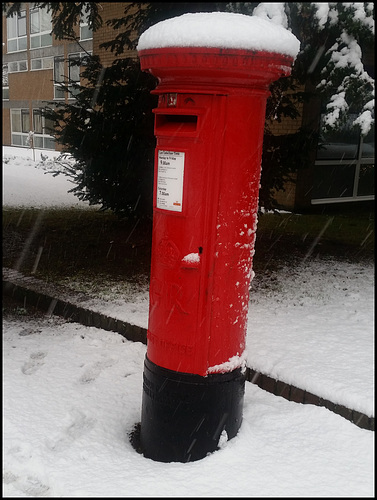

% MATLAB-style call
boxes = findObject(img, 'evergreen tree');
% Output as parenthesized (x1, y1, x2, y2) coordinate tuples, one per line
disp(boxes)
(43, 56, 157, 217)
(3, 2, 374, 214)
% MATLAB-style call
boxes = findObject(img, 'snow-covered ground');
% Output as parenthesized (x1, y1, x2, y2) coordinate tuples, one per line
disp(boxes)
(2, 146, 92, 210)
(2, 146, 374, 497)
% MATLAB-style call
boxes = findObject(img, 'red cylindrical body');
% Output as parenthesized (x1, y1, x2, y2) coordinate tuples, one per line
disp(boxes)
(137, 46, 295, 462)
(139, 48, 293, 377)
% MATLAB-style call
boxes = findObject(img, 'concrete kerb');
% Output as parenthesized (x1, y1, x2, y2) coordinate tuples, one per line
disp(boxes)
(3, 267, 374, 432)
(3, 267, 147, 344)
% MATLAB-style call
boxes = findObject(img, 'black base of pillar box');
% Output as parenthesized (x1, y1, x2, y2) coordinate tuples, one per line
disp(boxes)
(140, 356, 245, 463)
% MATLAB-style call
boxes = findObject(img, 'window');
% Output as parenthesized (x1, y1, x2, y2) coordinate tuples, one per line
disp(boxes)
(53, 56, 65, 99)
(354, 125, 374, 198)
(30, 6, 52, 49)
(316, 114, 360, 161)
(68, 53, 82, 98)
(3, 64, 9, 100)
(11, 109, 30, 146)
(80, 7, 93, 41)
(10, 108, 55, 149)
(8, 60, 28, 73)
(32, 109, 55, 149)
(7, 10, 27, 52)
(54, 53, 90, 100)
(312, 115, 375, 204)
(30, 57, 53, 71)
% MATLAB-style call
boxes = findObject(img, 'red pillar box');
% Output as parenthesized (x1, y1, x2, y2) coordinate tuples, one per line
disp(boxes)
(137, 12, 299, 462)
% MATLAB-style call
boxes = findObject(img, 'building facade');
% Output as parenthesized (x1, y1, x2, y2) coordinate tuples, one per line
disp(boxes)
(2, 3, 374, 211)
(2, 2, 93, 151)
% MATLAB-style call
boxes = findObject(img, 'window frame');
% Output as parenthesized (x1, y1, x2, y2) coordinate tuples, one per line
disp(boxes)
(79, 7, 93, 41)
(53, 56, 66, 100)
(29, 6, 52, 50)
(32, 108, 55, 150)
(312, 133, 375, 204)
(7, 10, 27, 53)
(10, 108, 30, 147)
(30, 56, 54, 71)
(2, 64, 9, 100)
(53, 52, 91, 100)
(8, 60, 28, 73)
(67, 52, 83, 98)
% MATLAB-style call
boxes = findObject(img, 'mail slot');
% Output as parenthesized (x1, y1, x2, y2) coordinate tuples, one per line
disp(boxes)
(136, 12, 299, 463)
(155, 113, 198, 134)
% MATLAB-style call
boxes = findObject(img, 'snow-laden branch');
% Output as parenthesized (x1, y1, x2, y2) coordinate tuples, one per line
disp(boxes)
(314, 4, 375, 135)
(253, 2, 374, 134)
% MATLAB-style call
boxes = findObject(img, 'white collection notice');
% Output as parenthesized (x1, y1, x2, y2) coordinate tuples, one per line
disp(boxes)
(157, 150, 185, 212)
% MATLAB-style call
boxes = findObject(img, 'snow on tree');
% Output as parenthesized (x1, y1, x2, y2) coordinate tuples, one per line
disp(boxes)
(313, 3, 374, 135)
(235, 2, 374, 135)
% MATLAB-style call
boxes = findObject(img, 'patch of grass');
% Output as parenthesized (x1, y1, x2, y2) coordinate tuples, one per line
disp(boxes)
(254, 211, 374, 269)
(2, 207, 374, 285)
(2, 208, 152, 282)
(2, 294, 45, 320)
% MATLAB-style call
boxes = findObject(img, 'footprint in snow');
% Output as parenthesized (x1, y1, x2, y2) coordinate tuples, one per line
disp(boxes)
(21, 351, 47, 375)
(78, 358, 117, 384)
(45, 408, 96, 452)
(3, 471, 50, 497)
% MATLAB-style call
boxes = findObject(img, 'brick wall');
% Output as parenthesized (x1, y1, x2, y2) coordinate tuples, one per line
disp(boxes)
(93, 2, 139, 66)
(271, 178, 297, 210)
(266, 89, 304, 136)
(3, 108, 11, 144)
(265, 87, 305, 209)
(9, 70, 54, 101)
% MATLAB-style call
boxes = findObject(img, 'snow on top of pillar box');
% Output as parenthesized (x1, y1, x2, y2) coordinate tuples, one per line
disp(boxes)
(137, 12, 300, 59)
